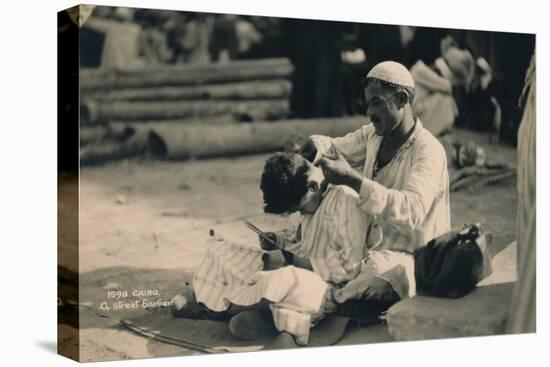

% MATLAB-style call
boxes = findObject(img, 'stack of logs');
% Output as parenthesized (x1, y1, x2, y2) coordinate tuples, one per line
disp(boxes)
(80, 58, 294, 125)
(79, 58, 369, 164)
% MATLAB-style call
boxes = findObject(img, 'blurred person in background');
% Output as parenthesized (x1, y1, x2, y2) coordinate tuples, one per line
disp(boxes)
(507, 51, 536, 334)
(209, 14, 239, 62)
(410, 36, 475, 135)
(454, 55, 502, 140)
(81, 6, 142, 69)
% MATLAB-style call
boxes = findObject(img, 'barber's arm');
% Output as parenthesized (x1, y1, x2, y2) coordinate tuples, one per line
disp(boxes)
(318, 141, 446, 230)
(357, 142, 446, 229)
(315, 149, 365, 193)
(301, 125, 370, 170)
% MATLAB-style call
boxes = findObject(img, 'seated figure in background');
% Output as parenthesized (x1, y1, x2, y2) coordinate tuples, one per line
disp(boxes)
(410, 36, 475, 135)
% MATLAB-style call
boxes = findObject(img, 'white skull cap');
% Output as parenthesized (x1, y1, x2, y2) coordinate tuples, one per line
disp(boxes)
(366, 61, 415, 89)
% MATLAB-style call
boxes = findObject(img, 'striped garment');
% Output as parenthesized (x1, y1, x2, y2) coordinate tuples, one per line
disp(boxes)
(192, 186, 372, 344)
(311, 119, 451, 297)
(276, 185, 379, 284)
(193, 241, 332, 345)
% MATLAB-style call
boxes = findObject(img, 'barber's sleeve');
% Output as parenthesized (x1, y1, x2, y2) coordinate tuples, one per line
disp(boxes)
(311, 125, 370, 170)
(358, 141, 446, 230)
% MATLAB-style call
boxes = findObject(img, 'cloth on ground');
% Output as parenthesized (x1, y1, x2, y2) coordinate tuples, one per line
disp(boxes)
(438, 133, 516, 192)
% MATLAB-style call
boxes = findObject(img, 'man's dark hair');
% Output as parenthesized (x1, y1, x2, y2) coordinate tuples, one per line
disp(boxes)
(362, 76, 416, 104)
(260, 153, 308, 214)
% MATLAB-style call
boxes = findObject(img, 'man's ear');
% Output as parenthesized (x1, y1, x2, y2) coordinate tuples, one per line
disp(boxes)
(394, 91, 409, 109)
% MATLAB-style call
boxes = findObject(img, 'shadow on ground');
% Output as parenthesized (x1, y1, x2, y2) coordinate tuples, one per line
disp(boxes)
(58, 265, 395, 361)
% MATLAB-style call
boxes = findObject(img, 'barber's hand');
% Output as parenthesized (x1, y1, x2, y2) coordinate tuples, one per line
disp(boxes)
(363, 277, 400, 303)
(299, 138, 319, 162)
(259, 232, 279, 251)
(316, 149, 362, 190)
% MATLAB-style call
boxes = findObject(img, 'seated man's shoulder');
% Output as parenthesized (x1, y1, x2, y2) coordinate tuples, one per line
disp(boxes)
(323, 185, 361, 210)
(415, 126, 447, 158)
(330, 184, 360, 199)
(320, 185, 365, 219)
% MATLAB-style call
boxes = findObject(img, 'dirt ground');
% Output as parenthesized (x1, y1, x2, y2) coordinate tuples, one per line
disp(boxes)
(58, 128, 519, 361)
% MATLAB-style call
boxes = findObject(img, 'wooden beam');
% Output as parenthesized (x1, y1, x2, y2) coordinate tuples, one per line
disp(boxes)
(82, 99, 290, 124)
(142, 117, 369, 160)
(82, 80, 292, 102)
(80, 58, 293, 90)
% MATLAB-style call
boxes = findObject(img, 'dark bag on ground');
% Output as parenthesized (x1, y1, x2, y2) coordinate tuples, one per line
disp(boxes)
(414, 224, 492, 298)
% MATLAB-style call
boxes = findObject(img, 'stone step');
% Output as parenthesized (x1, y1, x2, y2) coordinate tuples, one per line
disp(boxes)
(386, 281, 514, 341)
(385, 240, 517, 341)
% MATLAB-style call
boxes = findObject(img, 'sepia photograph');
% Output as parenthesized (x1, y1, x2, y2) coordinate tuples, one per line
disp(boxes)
(57, 3, 536, 362)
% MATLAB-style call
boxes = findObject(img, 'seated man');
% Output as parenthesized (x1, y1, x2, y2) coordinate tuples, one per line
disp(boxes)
(302, 60, 451, 306)
(173, 152, 391, 344)
(410, 36, 475, 134)
(259, 152, 371, 286)
(260, 153, 412, 308)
